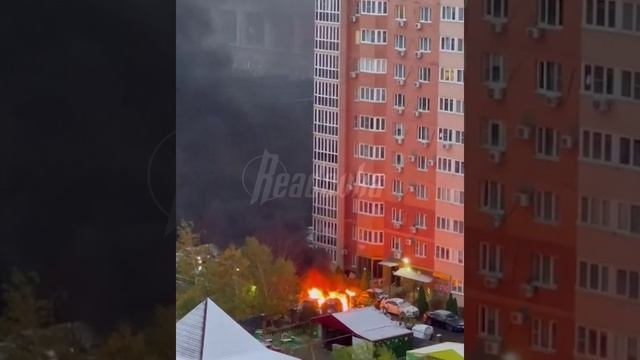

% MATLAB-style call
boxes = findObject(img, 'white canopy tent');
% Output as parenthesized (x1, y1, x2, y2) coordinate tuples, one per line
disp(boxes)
(176, 298, 299, 360)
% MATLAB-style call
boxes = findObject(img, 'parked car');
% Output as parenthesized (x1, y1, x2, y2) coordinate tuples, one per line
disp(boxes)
(411, 324, 434, 340)
(380, 298, 419, 318)
(426, 310, 464, 332)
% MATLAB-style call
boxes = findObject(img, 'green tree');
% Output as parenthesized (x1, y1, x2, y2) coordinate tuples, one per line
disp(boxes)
(242, 237, 299, 317)
(376, 345, 398, 360)
(445, 293, 458, 315)
(452, 297, 460, 316)
(205, 245, 254, 320)
(0, 269, 53, 337)
(176, 219, 208, 286)
(96, 324, 148, 360)
(143, 306, 175, 359)
(415, 286, 429, 318)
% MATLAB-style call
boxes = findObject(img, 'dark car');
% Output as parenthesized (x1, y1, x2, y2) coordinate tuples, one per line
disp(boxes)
(426, 310, 464, 332)
(321, 298, 343, 314)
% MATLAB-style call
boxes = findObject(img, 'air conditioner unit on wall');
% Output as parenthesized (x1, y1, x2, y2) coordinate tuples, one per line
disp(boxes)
(441, 142, 452, 150)
(488, 87, 504, 100)
(405, 238, 414, 246)
(414, 110, 421, 117)
(521, 283, 536, 298)
(483, 276, 499, 289)
(526, 26, 543, 39)
(484, 341, 501, 355)
(489, 149, 503, 163)
(398, 49, 406, 57)
(396, 107, 405, 115)
(593, 97, 612, 112)
(516, 125, 531, 140)
(415, 22, 422, 30)
(511, 311, 524, 325)
(560, 135, 573, 149)
(491, 21, 505, 33)
(409, 154, 416, 163)
(395, 137, 404, 145)
(397, 78, 405, 86)
(350, 71, 358, 79)
(397, 19, 406, 27)
(409, 226, 417, 234)
(415, 51, 423, 59)
(414, 81, 421, 88)
(545, 93, 561, 107)
(393, 251, 402, 259)
(515, 192, 531, 207)
(351, 15, 358, 23)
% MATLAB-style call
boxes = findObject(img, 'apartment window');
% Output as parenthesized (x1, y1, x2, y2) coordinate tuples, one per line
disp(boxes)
(579, 196, 611, 228)
(532, 253, 556, 287)
(356, 228, 384, 244)
(417, 126, 429, 143)
(536, 126, 558, 158)
(417, 97, 430, 112)
(439, 97, 464, 114)
(356, 115, 386, 132)
(538, 0, 563, 26)
(451, 279, 463, 293)
(392, 179, 403, 195)
(481, 180, 504, 213)
(532, 318, 557, 351)
(440, 67, 464, 84)
(391, 207, 403, 223)
(418, 67, 431, 82)
(452, 220, 464, 234)
(534, 190, 558, 223)
(538, 61, 563, 93)
(419, 37, 431, 52)
(419, 7, 432, 22)
(581, 130, 613, 163)
(435, 246, 451, 261)
(576, 325, 609, 358)
(391, 236, 401, 251)
(440, 36, 463, 53)
(485, 0, 508, 19)
(480, 242, 502, 275)
(315, 52, 340, 80)
(578, 261, 609, 293)
(358, 86, 386, 103)
(620, 69, 640, 100)
(360, 0, 388, 15)
(357, 172, 385, 188)
(415, 184, 427, 200)
(458, 250, 464, 264)
(394, 93, 406, 109)
(394, 35, 406, 50)
(437, 157, 464, 175)
(585, 0, 617, 29)
(415, 213, 427, 229)
(616, 269, 640, 300)
(360, 29, 388, 44)
(479, 306, 500, 337)
(617, 136, 640, 168)
(441, 6, 464, 21)
(483, 53, 506, 85)
(622, 2, 640, 32)
(395, 4, 406, 20)
(359, 58, 387, 74)
(393, 122, 404, 138)
(437, 187, 464, 205)
(484, 120, 505, 149)
(416, 155, 428, 171)
(356, 200, 385, 216)
(439, 127, 464, 145)
(394, 64, 406, 80)
(415, 242, 426, 257)
(583, 64, 614, 95)
(617, 202, 640, 235)
(355, 143, 385, 160)
(393, 152, 404, 167)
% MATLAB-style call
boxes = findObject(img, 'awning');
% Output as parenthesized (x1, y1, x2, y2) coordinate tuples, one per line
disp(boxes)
(378, 260, 400, 267)
(393, 267, 433, 283)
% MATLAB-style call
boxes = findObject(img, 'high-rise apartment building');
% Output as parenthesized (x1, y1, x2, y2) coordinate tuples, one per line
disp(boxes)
(312, 0, 465, 305)
(466, 0, 640, 358)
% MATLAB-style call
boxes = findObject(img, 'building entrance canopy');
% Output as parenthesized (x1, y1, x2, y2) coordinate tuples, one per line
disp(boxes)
(393, 267, 433, 284)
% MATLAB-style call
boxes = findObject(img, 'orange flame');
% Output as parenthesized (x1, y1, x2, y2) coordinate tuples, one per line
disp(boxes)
(305, 287, 359, 311)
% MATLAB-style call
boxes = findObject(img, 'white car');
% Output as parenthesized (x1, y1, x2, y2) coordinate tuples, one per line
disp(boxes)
(380, 297, 419, 318)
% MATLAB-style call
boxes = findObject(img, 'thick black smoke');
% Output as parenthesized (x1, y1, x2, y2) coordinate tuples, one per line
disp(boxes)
(176, 0, 316, 263)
